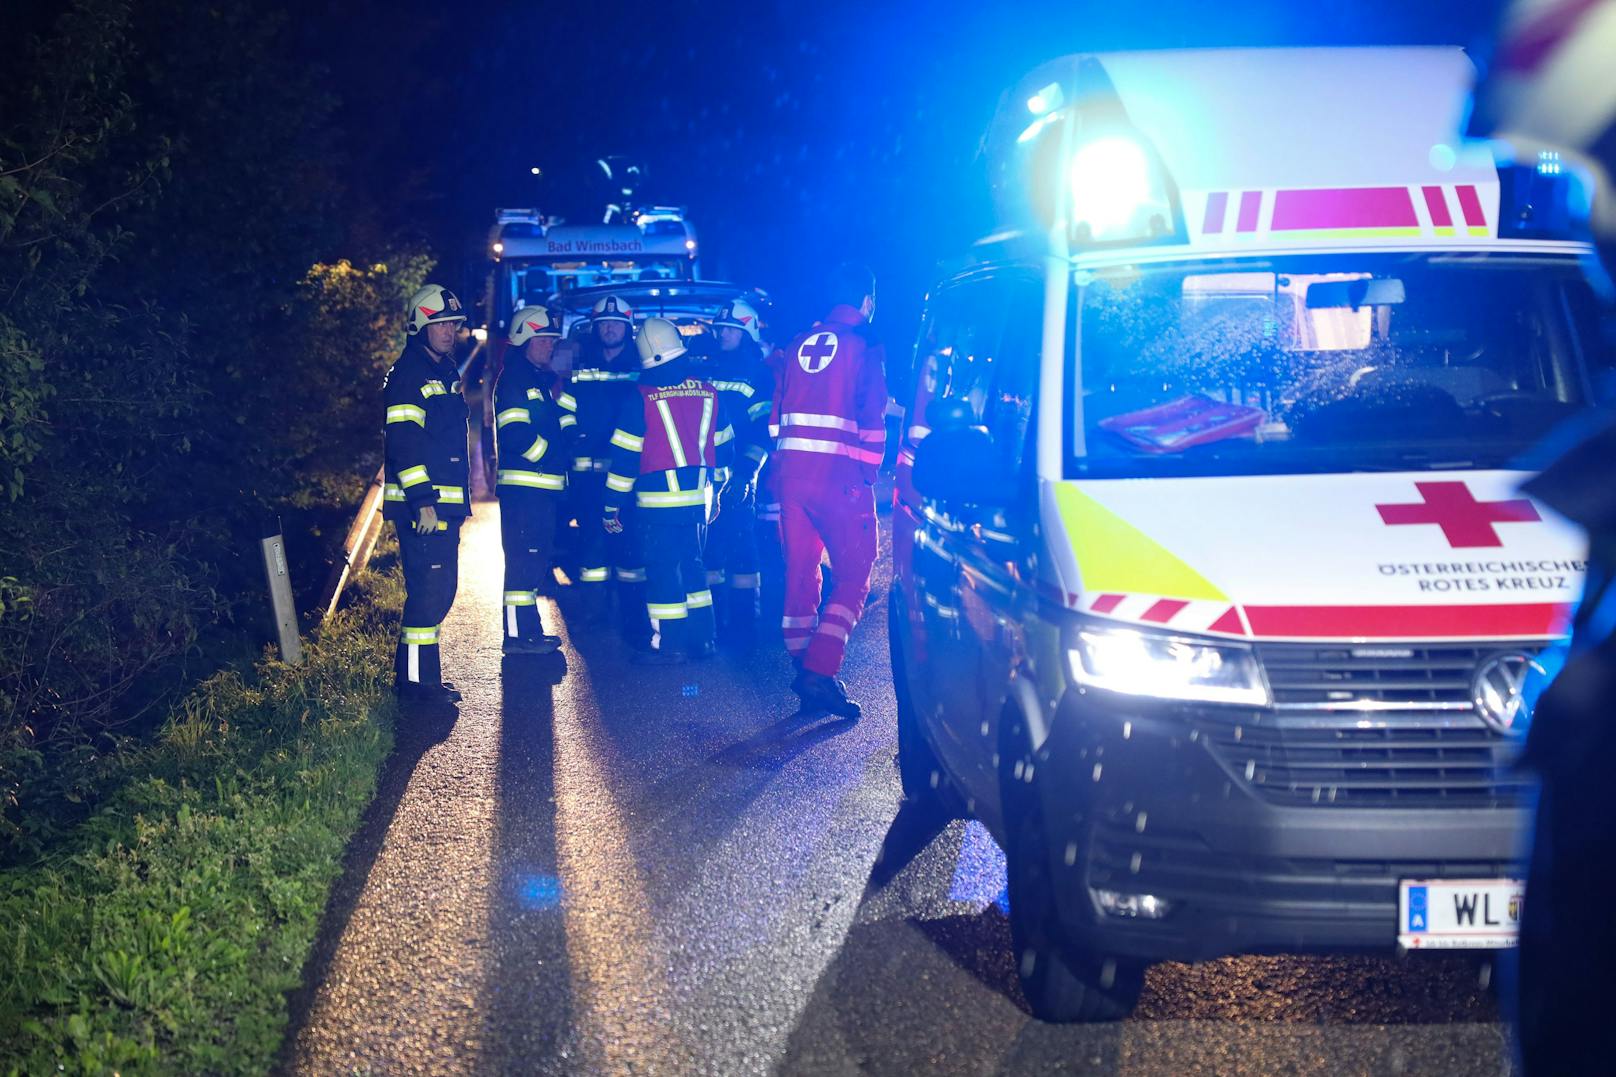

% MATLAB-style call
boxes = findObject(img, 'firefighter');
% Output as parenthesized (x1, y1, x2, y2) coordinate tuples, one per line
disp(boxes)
(383, 283, 473, 704)
(603, 317, 735, 664)
(493, 306, 578, 656)
(772, 263, 887, 718)
(700, 298, 774, 642)
(567, 295, 648, 642)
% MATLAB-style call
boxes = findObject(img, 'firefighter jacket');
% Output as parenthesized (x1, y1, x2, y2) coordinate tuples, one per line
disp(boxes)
(604, 358, 736, 512)
(701, 337, 775, 484)
(569, 339, 640, 480)
(493, 359, 579, 494)
(771, 304, 888, 486)
(383, 338, 471, 522)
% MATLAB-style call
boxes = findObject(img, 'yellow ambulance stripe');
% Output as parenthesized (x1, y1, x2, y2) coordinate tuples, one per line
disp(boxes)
(1054, 484, 1227, 602)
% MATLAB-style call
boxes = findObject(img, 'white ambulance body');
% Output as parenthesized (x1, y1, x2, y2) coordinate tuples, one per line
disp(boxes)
(891, 47, 1610, 1022)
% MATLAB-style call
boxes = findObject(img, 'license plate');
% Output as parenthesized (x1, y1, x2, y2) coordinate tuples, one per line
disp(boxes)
(1398, 878, 1524, 950)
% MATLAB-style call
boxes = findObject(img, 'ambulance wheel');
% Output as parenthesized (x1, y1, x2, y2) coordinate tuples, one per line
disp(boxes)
(1001, 715, 1143, 1023)
(889, 590, 956, 818)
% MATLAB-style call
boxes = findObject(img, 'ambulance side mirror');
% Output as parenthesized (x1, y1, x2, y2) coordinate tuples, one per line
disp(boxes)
(912, 423, 1013, 507)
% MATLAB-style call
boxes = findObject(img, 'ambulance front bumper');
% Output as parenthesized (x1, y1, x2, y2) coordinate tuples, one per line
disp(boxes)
(1034, 686, 1530, 962)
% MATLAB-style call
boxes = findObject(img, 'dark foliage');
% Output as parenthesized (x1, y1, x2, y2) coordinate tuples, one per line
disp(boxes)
(0, 0, 429, 860)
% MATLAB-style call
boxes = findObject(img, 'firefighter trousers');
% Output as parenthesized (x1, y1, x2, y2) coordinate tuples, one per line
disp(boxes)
(704, 486, 762, 619)
(499, 489, 558, 642)
(639, 504, 714, 654)
(780, 479, 877, 677)
(396, 518, 462, 686)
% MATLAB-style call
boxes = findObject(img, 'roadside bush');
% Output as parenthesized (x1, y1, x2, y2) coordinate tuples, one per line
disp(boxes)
(0, 0, 432, 859)
(0, 563, 402, 1076)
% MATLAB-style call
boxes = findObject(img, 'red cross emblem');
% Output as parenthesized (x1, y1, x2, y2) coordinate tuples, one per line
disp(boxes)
(797, 331, 839, 374)
(1375, 481, 1541, 548)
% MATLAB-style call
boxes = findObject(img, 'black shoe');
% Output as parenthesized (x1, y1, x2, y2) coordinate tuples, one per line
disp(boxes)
(396, 682, 461, 705)
(632, 647, 688, 666)
(503, 635, 562, 656)
(791, 670, 861, 720)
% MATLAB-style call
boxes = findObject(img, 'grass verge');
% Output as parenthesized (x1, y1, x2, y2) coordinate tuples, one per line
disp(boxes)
(0, 562, 404, 1075)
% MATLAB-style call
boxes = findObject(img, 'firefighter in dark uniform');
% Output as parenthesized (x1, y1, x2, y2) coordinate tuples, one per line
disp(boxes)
(383, 283, 472, 703)
(603, 317, 735, 664)
(700, 298, 774, 642)
(493, 305, 578, 656)
(567, 295, 648, 642)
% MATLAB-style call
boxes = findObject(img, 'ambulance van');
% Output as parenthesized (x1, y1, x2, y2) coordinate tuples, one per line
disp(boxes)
(889, 47, 1612, 1022)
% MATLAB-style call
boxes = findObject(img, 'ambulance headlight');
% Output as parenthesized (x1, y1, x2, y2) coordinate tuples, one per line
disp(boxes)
(1067, 135, 1178, 246)
(1068, 623, 1269, 707)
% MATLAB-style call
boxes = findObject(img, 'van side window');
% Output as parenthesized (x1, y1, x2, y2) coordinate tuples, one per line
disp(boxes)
(989, 277, 1042, 476)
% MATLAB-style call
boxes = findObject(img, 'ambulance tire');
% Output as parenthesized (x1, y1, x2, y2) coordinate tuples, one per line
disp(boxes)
(889, 590, 957, 820)
(1002, 712, 1144, 1023)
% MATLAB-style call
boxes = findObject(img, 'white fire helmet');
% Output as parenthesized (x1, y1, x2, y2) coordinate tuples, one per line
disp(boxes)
(590, 294, 635, 325)
(712, 298, 762, 343)
(508, 306, 562, 347)
(406, 284, 467, 335)
(635, 317, 687, 369)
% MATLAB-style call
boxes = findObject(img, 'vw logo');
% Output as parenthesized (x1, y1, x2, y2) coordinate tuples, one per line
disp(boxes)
(1471, 652, 1544, 735)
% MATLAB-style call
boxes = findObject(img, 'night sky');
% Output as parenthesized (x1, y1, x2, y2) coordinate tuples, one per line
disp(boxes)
(313, 0, 1508, 338)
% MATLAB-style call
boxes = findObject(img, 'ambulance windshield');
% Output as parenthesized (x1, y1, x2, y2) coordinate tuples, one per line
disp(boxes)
(1068, 254, 1613, 478)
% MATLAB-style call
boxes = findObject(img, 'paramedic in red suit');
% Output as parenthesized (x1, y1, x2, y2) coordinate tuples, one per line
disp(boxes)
(772, 263, 886, 718)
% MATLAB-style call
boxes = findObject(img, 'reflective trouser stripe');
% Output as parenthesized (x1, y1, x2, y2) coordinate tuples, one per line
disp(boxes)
(685, 590, 714, 609)
(610, 429, 644, 451)
(647, 602, 688, 620)
(401, 625, 440, 644)
(730, 572, 761, 589)
(706, 568, 727, 586)
(607, 473, 636, 493)
(616, 567, 646, 582)
(504, 591, 538, 605)
(580, 567, 609, 583)
(496, 407, 529, 427)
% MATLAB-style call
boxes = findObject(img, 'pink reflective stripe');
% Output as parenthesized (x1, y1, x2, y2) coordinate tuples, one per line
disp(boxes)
(1236, 191, 1261, 232)
(777, 436, 848, 456)
(1202, 191, 1228, 234)
(815, 622, 850, 642)
(822, 603, 857, 626)
(1270, 186, 1417, 231)
(769, 424, 781, 437)
(1456, 185, 1486, 227)
(782, 412, 858, 432)
(848, 446, 883, 465)
(858, 427, 885, 442)
(782, 615, 817, 628)
(1422, 185, 1453, 227)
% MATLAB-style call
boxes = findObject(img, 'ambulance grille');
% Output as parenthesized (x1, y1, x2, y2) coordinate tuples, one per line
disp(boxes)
(1258, 642, 1510, 708)
(1201, 642, 1541, 807)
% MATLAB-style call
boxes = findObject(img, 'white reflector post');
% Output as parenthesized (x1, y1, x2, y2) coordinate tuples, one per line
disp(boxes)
(261, 520, 304, 665)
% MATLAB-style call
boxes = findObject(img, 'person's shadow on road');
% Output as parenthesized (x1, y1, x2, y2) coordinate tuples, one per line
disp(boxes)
(276, 697, 460, 1073)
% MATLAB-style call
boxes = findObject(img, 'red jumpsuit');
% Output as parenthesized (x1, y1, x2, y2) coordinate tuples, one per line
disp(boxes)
(771, 304, 887, 677)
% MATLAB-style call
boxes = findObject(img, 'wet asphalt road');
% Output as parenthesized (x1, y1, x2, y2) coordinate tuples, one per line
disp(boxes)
(283, 506, 1516, 1076)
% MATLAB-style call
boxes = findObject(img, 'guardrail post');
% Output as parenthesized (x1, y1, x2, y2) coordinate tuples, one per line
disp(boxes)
(261, 517, 303, 664)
